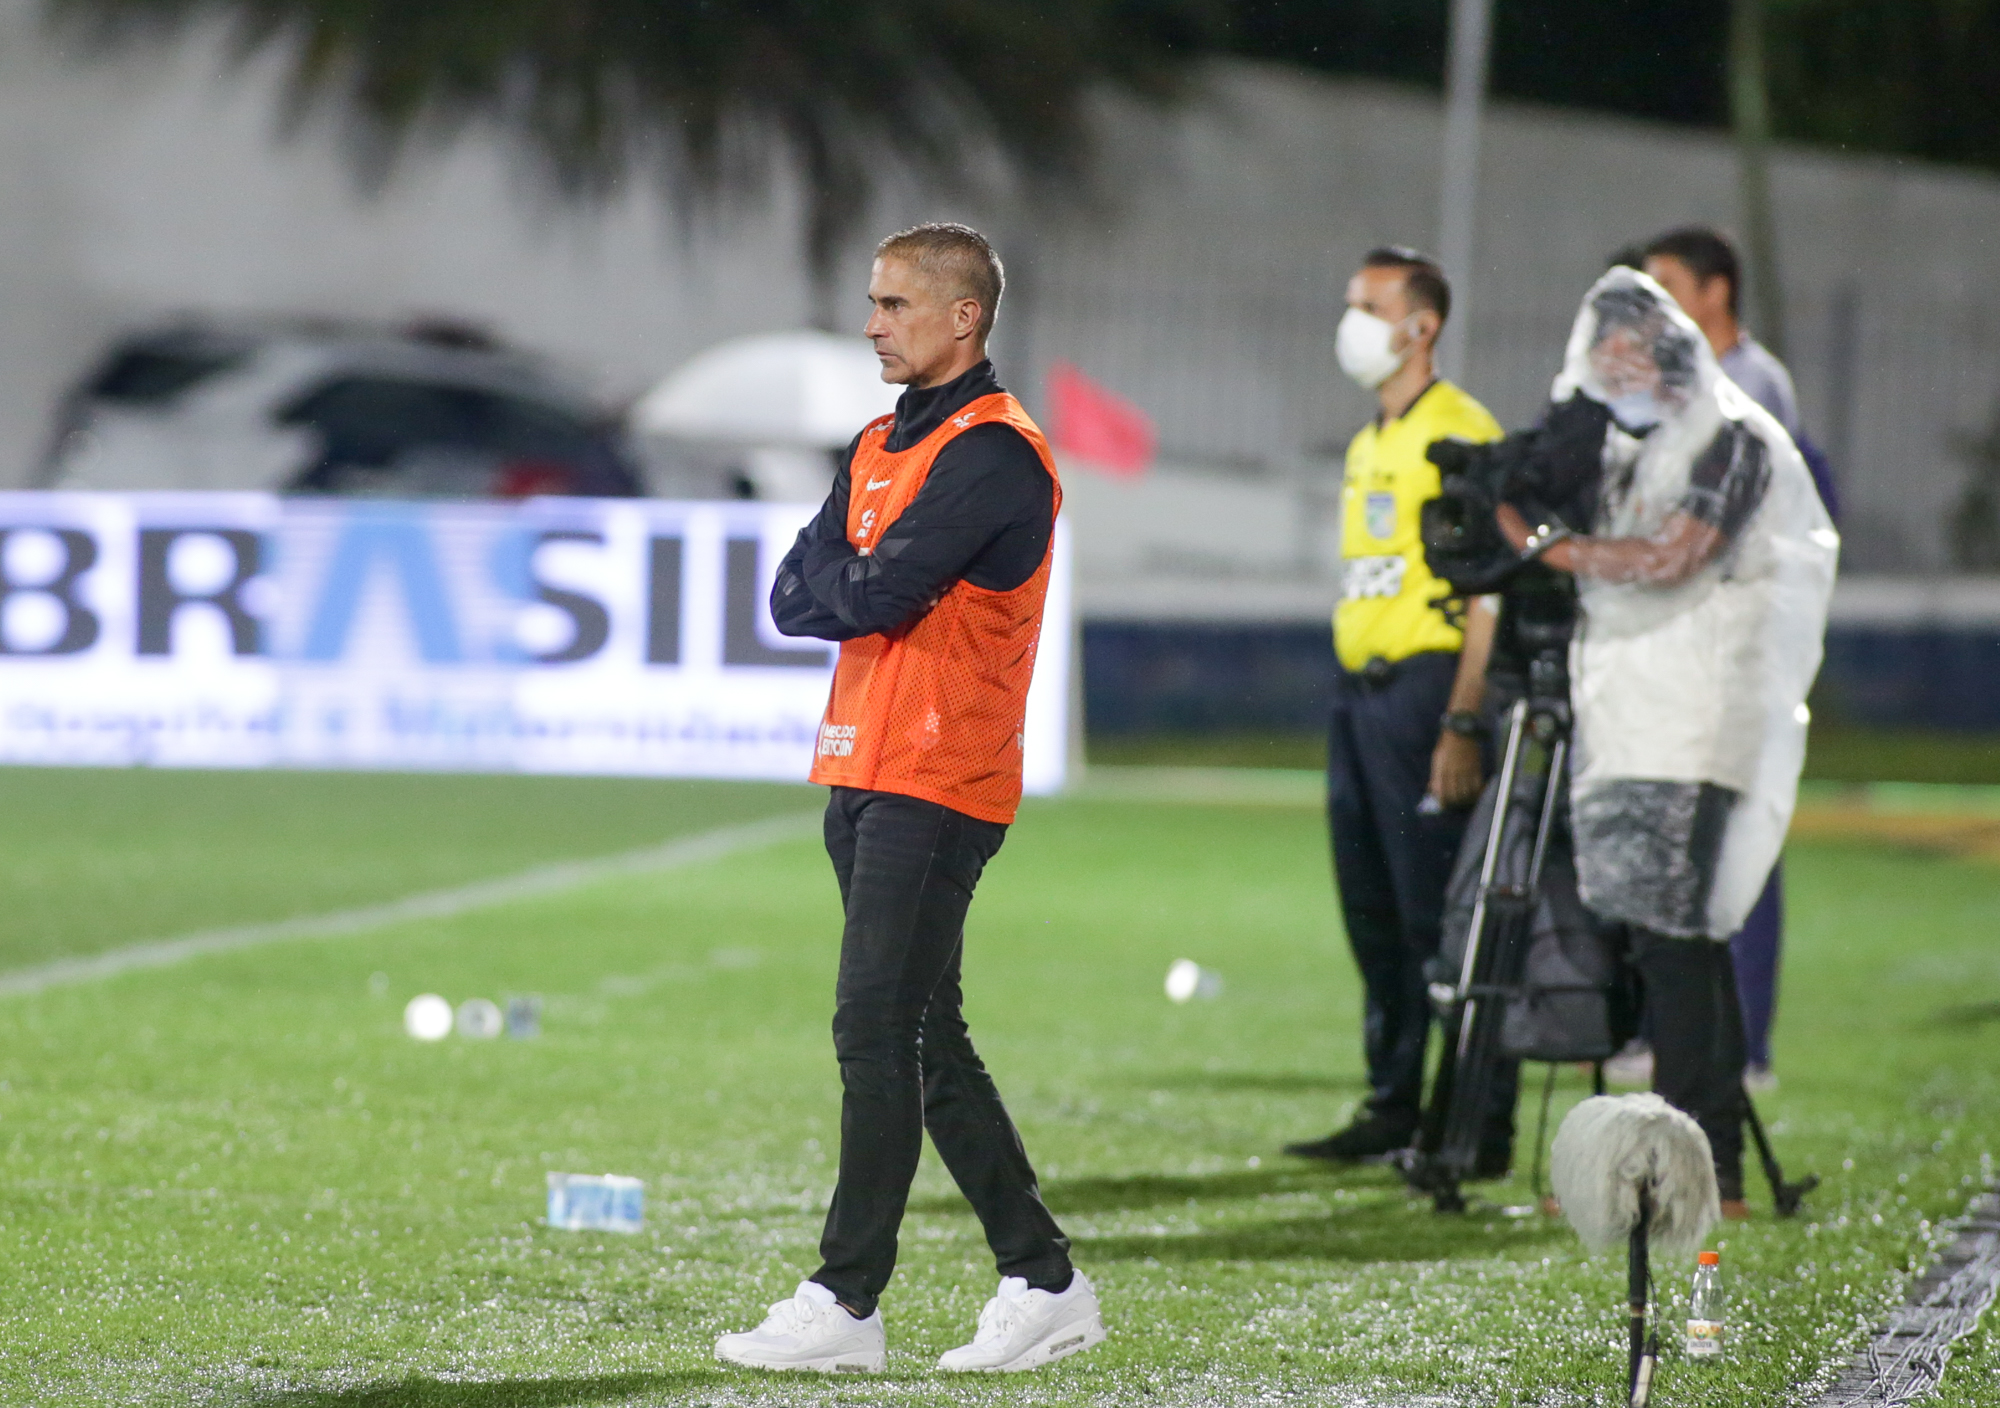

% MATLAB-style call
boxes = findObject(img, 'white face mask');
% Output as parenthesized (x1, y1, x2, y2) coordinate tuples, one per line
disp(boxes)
(1336, 307, 1413, 389)
(1606, 389, 1666, 431)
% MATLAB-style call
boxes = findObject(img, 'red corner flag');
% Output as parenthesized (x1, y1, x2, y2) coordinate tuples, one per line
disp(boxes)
(1046, 360, 1156, 478)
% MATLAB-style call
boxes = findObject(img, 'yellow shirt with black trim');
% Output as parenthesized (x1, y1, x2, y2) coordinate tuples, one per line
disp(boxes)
(1335, 379, 1503, 672)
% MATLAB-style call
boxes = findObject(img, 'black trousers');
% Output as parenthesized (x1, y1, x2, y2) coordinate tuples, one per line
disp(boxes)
(1326, 652, 1476, 1127)
(810, 787, 1071, 1316)
(1632, 930, 1747, 1201)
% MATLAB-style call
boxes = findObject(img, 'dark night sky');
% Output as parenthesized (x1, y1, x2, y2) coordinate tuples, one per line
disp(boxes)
(1227, 0, 1731, 125)
(1224, 0, 2000, 175)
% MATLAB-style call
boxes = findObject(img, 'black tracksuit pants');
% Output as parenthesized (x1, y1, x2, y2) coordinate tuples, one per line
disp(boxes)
(1632, 930, 1748, 1201)
(810, 787, 1071, 1316)
(1326, 652, 1474, 1127)
(1326, 653, 1522, 1151)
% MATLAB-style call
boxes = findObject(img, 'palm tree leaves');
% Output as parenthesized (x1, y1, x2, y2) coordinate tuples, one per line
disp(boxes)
(46, 0, 1221, 289)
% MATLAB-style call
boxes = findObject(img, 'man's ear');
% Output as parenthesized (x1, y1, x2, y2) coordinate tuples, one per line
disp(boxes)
(953, 298, 983, 341)
(1411, 308, 1442, 349)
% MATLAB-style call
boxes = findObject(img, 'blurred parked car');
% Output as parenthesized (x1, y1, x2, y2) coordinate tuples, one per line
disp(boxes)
(628, 330, 898, 502)
(37, 317, 642, 498)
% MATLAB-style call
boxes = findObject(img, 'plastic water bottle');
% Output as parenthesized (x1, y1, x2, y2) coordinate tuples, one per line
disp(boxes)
(546, 1173, 644, 1233)
(1686, 1250, 1725, 1359)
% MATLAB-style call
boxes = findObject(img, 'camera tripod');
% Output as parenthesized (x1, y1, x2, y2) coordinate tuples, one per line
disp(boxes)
(1399, 638, 1574, 1215)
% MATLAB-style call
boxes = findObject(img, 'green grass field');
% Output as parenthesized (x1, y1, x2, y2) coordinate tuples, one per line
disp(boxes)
(1085, 720, 2000, 785)
(2, 765, 1997, 1406)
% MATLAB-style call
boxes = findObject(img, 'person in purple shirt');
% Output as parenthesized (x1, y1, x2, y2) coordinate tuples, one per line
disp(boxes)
(1638, 226, 1836, 1094)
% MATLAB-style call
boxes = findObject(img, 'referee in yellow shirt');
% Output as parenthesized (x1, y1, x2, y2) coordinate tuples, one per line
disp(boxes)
(1286, 248, 1509, 1167)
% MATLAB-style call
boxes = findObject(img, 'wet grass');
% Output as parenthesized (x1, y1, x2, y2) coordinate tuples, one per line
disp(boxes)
(0, 770, 1995, 1404)
(0, 768, 808, 970)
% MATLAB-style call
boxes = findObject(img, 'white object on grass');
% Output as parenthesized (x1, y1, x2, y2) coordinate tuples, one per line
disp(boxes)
(505, 996, 542, 1039)
(1164, 959, 1222, 1003)
(1549, 1093, 1719, 1260)
(456, 997, 503, 1039)
(403, 993, 453, 1042)
(546, 1172, 645, 1233)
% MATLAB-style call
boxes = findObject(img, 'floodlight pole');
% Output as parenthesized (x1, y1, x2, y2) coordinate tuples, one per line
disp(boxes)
(1436, 0, 1494, 381)
(1730, 0, 1787, 358)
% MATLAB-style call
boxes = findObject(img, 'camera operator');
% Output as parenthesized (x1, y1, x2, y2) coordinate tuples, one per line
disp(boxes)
(1642, 226, 1830, 1094)
(1491, 269, 1837, 1214)
(1284, 247, 1510, 1169)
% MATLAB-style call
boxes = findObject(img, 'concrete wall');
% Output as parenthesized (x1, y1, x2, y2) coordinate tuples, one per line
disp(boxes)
(1033, 67, 2000, 581)
(5, 5, 2000, 588)
(0, 0, 820, 469)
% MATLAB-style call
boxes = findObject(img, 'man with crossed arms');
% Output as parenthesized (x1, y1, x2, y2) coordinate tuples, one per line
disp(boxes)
(714, 223, 1102, 1375)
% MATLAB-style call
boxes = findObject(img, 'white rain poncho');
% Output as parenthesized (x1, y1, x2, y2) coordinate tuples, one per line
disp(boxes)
(1555, 269, 1838, 939)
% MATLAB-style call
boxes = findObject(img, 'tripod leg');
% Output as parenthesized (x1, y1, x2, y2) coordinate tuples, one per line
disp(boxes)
(1432, 713, 1547, 1192)
(1743, 1088, 1819, 1216)
(1415, 1004, 1462, 1157)
(1529, 1063, 1558, 1204)
(1405, 706, 1534, 1210)
(1725, 955, 1818, 1215)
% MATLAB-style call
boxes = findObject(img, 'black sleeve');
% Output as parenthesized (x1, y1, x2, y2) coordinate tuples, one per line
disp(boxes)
(770, 435, 865, 640)
(1679, 424, 1771, 542)
(788, 423, 1053, 639)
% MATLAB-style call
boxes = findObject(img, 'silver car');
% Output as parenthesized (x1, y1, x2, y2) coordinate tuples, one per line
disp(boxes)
(38, 317, 641, 499)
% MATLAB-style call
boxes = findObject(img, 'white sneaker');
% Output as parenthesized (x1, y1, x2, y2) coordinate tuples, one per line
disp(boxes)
(937, 1271, 1107, 1373)
(714, 1280, 886, 1373)
(1603, 1039, 1654, 1089)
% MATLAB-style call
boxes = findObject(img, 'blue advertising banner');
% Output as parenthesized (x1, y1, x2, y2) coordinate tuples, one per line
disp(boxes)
(0, 494, 1072, 790)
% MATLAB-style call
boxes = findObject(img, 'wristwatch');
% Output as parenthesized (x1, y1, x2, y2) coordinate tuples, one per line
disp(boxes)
(1520, 522, 1573, 559)
(1441, 710, 1485, 739)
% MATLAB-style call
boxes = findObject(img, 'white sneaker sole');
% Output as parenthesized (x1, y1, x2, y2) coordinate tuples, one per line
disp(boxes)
(714, 1342, 885, 1373)
(939, 1312, 1108, 1372)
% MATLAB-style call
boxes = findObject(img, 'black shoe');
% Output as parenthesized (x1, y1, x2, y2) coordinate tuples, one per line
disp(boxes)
(1284, 1112, 1417, 1163)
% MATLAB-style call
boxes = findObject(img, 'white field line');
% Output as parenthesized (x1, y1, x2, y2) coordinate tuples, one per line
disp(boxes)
(0, 809, 823, 1000)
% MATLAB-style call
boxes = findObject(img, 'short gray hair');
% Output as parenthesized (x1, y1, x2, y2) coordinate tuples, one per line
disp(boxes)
(876, 223, 1005, 341)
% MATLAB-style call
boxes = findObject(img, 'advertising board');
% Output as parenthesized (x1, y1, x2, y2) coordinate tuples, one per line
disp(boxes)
(0, 493, 1071, 790)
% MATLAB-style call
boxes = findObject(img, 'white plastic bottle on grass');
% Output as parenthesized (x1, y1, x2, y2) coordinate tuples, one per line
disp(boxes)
(1686, 1249, 1725, 1359)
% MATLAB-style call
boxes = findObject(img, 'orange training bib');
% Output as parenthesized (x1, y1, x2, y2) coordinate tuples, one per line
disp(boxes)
(807, 393, 1061, 824)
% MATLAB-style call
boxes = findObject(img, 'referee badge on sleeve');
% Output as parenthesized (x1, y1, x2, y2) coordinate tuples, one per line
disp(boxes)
(1365, 491, 1397, 540)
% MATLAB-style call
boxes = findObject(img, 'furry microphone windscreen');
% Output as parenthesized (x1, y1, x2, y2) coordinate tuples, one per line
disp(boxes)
(1549, 1094, 1721, 1261)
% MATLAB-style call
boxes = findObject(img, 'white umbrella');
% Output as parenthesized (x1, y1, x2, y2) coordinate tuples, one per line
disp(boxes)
(631, 330, 901, 450)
